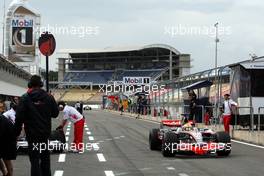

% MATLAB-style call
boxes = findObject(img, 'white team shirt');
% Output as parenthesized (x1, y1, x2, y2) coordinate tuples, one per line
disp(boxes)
(63, 105, 83, 123)
(223, 99, 238, 115)
(3, 108, 16, 124)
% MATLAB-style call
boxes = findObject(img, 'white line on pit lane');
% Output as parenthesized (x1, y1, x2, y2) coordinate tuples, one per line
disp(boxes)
(231, 139, 264, 149)
(167, 167, 175, 170)
(105, 171, 115, 176)
(178, 173, 189, 176)
(65, 131, 70, 136)
(54, 170, 64, 176)
(87, 131, 91, 135)
(92, 143, 100, 151)
(58, 154, 66, 162)
(65, 136, 69, 142)
(97, 153, 106, 162)
(89, 136, 94, 141)
(66, 128, 70, 131)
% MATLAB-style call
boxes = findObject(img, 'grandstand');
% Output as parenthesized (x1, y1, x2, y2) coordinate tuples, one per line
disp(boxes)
(53, 44, 191, 103)
(0, 54, 31, 100)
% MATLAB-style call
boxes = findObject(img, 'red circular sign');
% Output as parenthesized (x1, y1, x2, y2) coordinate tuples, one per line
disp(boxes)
(38, 32, 56, 56)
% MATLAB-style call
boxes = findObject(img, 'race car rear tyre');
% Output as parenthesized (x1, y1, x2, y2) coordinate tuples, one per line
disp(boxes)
(162, 132, 178, 157)
(149, 128, 161, 150)
(50, 129, 66, 143)
(215, 131, 231, 156)
(49, 129, 66, 153)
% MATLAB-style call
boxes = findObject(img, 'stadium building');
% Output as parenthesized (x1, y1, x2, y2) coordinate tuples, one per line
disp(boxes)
(54, 44, 191, 103)
(0, 54, 31, 109)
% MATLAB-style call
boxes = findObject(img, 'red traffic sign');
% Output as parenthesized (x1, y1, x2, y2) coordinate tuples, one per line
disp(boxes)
(38, 32, 56, 56)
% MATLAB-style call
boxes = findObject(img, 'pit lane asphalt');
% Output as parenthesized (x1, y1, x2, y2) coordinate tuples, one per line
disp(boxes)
(14, 110, 264, 176)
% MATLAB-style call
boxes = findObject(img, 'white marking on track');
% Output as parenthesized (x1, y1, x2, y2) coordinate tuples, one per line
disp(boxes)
(87, 131, 91, 135)
(139, 167, 151, 171)
(58, 154, 66, 162)
(231, 139, 264, 149)
(54, 170, 64, 176)
(114, 137, 120, 139)
(178, 173, 189, 176)
(89, 136, 94, 141)
(97, 153, 106, 162)
(85, 127, 89, 131)
(106, 138, 113, 141)
(92, 143, 100, 151)
(105, 171, 115, 176)
(115, 172, 129, 176)
(65, 136, 69, 142)
(65, 131, 70, 136)
(167, 167, 175, 170)
(66, 128, 70, 131)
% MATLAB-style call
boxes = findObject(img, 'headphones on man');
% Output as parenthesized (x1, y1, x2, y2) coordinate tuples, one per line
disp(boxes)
(28, 75, 44, 88)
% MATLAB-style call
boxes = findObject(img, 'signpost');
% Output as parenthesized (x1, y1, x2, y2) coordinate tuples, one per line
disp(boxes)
(38, 32, 56, 92)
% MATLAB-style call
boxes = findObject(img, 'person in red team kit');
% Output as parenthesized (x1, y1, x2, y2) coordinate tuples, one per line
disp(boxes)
(57, 101, 85, 152)
(221, 94, 238, 133)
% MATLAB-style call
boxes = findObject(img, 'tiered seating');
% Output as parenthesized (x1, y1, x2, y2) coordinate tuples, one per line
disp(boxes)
(63, 71, 114, 84)
(62, 69, 165, 85)
(51, 89, 66, 101)
(61, 89, 96, 102)
(88, 92, 104, 102)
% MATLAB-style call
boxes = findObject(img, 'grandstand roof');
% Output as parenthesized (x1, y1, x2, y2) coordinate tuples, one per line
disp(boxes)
(58, 44, 181, 55)
(0, 54, 31, 80)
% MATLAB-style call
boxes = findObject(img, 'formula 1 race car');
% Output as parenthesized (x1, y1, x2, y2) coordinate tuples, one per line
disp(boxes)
(17, 129, 66, 153)
(149, 120, 231, 157)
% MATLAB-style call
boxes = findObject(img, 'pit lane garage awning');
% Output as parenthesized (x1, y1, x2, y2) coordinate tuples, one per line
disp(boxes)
(0, 80, 27, 97)
(181, 80, 213, 91)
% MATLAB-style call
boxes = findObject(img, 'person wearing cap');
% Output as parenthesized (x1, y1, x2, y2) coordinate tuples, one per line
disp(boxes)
(14, 75, 59, 176)
(57, 101, 85, 152)
(221, 94, 238, 133)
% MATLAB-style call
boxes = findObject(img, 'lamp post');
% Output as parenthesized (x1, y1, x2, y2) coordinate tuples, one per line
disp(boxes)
(214, 22, 220, 122)
(169, 50, 172, 81)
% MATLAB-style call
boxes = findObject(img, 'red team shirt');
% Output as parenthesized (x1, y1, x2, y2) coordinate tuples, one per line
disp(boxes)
(63, 105, 83, 123)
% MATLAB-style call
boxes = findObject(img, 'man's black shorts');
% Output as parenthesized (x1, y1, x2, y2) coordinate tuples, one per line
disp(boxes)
(0, 116, 17, 160)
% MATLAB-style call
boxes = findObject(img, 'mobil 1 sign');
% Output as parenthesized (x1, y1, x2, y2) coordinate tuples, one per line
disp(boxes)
(123, 77, 151, 85)
(38, 32, 56, 93)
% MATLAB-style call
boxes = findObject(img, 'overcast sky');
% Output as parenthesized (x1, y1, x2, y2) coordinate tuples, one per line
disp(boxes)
(1, 0, 264, 73)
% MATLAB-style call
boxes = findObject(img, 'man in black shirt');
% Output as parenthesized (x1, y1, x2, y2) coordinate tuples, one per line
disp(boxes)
(15, 75, 59, 176)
